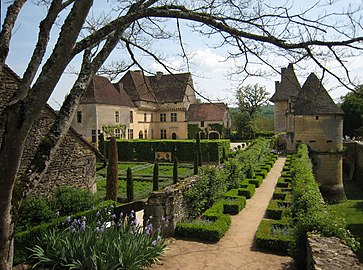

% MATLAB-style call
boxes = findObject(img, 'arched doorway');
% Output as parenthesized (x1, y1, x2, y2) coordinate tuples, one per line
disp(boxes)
(172, 133, 177, 140)
(139, 130, 143, 139)
(209, 131, 220, 140)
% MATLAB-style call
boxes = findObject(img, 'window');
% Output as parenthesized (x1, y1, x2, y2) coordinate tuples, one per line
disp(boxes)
(77, 111, 82, 123)
(161, 129, 167, 139)
(151, 114, 154, 123)
(130, 111, 134, 123)
(115, 111, 119, 123)
(201, 121, 204, 127)
(144, 130, 148, 139)
(160, 113, 166, 122)
(315, 116, 319, 120)
(98, 129, 101, 135)
(144, 113, 147, 122)
(128, 129, 134, 139)
(139, 130, 143, 139)
(171, 112, 177, 122)
(327, 140, 333, 143)
(115, 129, 121, 138)
(91, 129, 96, 143)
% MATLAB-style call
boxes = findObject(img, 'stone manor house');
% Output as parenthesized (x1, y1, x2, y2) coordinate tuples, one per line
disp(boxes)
(72, 71, 231, 145)
(270, 63, 345, 202)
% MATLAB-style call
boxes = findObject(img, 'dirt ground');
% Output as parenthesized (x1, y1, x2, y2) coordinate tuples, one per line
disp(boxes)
(149, 157, 295, 270)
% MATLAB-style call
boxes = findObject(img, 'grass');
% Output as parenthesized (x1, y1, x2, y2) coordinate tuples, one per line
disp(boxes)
(96, 162, 194, 201)
(96, 178, 173, 202)
(328, 181, 363, 262)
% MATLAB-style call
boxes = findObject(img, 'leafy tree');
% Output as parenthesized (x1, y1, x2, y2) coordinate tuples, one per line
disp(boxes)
(106, 137, 118, 202)
(233, 84, 270, 139)
(340, 86, 363, 137)
(1, 0, 362, 267)
(236, 84, 270, 117)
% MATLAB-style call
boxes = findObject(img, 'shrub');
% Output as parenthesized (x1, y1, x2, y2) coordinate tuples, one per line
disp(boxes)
(184, 166, 226, 219)
(175, 214, 231, 242)
(28, 208, 166, 269)
(224, 158, 244, 189)
(51, 186, 94, 216)
(237, 184, 256, 199)
(266, 200, 291, 220)
(16, 196, 54, 232)
(289, 144, 359, 268)
(246, 176, 263, 187)
(256, 219, 293, 252)
(223, 197, 246, 215)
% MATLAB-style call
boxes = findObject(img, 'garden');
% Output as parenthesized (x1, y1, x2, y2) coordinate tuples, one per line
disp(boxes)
(13, 137, 358, 269)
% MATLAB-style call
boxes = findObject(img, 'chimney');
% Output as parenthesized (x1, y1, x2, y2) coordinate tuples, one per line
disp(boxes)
(156, 71, 163, 80)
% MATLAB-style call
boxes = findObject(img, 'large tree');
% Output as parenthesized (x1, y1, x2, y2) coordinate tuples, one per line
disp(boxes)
(1, 0, 363, 268)
(341, 85, 363, 137)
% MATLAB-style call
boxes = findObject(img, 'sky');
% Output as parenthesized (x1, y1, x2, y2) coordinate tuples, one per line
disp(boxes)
(1, 0, 362, 109)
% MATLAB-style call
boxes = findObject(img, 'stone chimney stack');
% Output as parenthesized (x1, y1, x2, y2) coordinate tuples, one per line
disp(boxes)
(156, 71, 163, 80)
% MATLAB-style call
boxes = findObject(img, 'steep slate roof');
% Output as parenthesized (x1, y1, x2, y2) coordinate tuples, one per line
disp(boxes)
(118, 71, 193, 103)
(270, 63, 301, 102)
(81, 75, 135, 107)
(292, 73, 344, 115)
(187, 103, 228, 121)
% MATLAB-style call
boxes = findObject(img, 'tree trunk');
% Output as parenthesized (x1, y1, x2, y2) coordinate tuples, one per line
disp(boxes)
(106, 137, 118, 202)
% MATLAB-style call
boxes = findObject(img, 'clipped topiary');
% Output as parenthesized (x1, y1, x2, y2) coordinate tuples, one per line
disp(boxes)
(173, 157, 178, 184)
(153, 162, 159, 191)
(106, 137, 118, 202)
(126, 167, 134, 202)
(196, 132, 202, 166)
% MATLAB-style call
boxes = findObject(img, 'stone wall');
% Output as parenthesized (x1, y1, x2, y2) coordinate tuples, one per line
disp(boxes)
(354, 143, 363, 188)
(1, 66, 100, 197)
(307, 234, 363, 270)
(143, 175, 198, 236)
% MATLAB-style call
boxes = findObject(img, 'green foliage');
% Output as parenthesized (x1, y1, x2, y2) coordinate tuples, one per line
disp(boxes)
(237, 184, 256, 199)
(153, 162, 159, 191)
(28, 207, 166, 269)
(256, 219, 293, 252)
(340, 85, 363, 137)
(196, 132, 202, 166)
(289, 144, 360, 268)
(16, 196, 54, 232)
(126, 168, 134, 202)
(51, 186, 95, 217)
(103, 139, 230, 163)
(14, 201, 115, 265)
(184, 166, 227, 219)
(106, 137, 118, 201)
(175, 214, 232, 242)
(173, 157, 178, 184)
(224, 158, 244, 190)
(188, 124, 202, 139)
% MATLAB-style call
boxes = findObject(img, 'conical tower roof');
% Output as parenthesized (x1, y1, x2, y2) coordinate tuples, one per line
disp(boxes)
(270, 63, 301, 102)
(292, 73, 343, 115)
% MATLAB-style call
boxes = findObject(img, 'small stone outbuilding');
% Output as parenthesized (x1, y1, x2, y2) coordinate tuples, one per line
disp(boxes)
(0, 65, 103, 197)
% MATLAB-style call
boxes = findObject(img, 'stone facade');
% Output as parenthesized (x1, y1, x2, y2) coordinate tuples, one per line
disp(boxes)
(271, 65, 345, 202)
(143, 175, 198, 236)
(307, 234, 363, 270)
(0, 65, 102, 197)
(72, 72, 230, 146)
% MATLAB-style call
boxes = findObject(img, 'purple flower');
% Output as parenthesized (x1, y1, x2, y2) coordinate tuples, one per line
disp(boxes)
(111, 214, 116, 219)
(100, 224, 105, 233)
(55, 211, 60, 217)
(152, 240, 157, 246)
(65, 216, 71, 223)
(96, 211, 100, 217)
(80, 221, 86, 232)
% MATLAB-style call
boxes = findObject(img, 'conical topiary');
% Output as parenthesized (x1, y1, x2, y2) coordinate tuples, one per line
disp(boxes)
(173, 157, 178, 184)
(106, 137, 118, 202)
(153, 162, 159, 191)
(126, 167, 134, 202)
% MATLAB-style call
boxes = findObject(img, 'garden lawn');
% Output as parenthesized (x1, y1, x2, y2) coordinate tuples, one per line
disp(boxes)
(96, 178, 173, 202)
(328, 181, 363, 262)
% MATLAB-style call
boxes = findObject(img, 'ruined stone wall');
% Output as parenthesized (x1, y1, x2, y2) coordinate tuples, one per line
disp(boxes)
(274, 100, 288, 134)
(307, 234, 363, 270)
(143, 175, 198, 236)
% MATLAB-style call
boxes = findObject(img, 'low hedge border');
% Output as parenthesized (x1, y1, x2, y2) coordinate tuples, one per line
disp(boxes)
(175, 214, 232, 242)
(255, 219, 293, 252)
(266, 200, 292, 220)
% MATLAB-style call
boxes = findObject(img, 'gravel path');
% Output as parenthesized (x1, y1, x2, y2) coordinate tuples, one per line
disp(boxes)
(149, 157, 295, 270)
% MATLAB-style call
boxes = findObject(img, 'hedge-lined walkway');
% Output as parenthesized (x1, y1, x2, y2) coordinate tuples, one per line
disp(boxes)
(150, 157, 295, 270)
